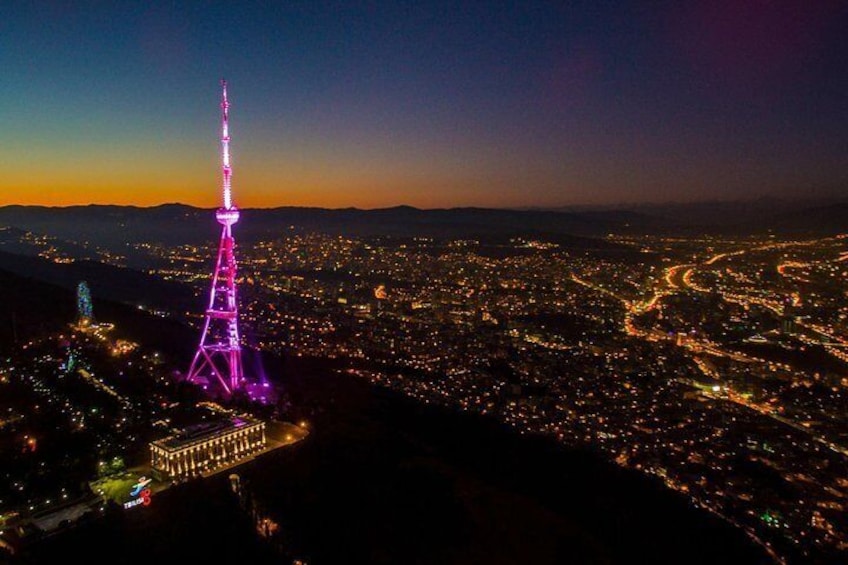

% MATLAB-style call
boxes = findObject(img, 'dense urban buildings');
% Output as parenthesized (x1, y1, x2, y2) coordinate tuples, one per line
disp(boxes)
(153, 229, 848, 560)
(2, 205, 848, 562)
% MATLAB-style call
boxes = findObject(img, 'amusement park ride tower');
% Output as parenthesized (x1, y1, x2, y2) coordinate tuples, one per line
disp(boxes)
(187, 80, 244, 395)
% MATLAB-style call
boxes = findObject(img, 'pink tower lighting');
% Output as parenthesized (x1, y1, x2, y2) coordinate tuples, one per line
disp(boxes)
(187, 79, 245, 395)
(220, 79, 233, 211)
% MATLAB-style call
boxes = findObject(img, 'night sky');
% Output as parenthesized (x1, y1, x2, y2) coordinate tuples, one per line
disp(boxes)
(2, 2, 846, 209)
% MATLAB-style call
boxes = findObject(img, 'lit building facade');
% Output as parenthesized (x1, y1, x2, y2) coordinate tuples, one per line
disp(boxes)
(150, 417, 266, 481)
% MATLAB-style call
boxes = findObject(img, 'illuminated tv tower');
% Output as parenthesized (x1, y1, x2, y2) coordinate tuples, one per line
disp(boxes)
(187, 79, 244, 395)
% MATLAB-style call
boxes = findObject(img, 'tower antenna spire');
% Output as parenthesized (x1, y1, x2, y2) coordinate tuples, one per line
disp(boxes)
(187, 80, 244, 395)
(221, 78, 232, 210)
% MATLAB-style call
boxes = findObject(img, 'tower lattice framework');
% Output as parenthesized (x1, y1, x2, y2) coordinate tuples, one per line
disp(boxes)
(187, 79, 244, 395)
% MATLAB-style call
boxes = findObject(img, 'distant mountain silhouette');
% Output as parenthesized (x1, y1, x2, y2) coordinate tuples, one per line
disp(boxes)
(0, 204, 637, 248)
(593, 197, 848, 234)
(0, 199, 845, 250)
(769, 202, 848, 234)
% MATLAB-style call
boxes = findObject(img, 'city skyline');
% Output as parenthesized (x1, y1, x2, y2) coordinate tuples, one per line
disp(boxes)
(2, 2, 847, 209)
(3, 3, 848, 563)
(3, 204, 847, 562)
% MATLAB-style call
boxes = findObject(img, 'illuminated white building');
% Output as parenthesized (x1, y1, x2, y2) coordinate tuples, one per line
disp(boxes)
(150, 416, 266, 481)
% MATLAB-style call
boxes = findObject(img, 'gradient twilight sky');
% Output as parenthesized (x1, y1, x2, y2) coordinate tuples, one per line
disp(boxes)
(1, 1, 846, 209)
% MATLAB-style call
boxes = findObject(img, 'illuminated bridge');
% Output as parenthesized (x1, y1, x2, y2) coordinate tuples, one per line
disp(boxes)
(150, 416, 266, 481)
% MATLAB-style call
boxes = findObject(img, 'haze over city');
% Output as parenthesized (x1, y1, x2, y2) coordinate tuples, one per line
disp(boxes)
(2, 1, 846, 209)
